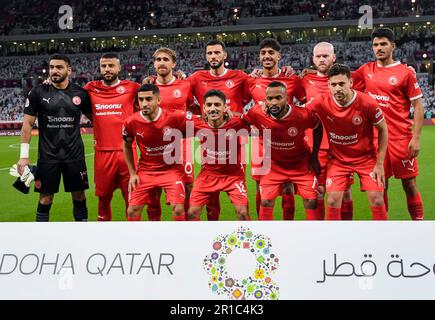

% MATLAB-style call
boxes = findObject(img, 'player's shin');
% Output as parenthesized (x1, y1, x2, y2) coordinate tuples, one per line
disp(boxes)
(282, 193, 295, 220)
(206, 192, 221, 221)
(406, 192, 424, 221)
(73, 199, 88, 222)
(98, 195, 113, 221)
(36, 202, 52, 222)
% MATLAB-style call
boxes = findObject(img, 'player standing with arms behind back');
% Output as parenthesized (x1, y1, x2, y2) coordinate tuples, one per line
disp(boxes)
(352, 28, 424, 220)
(18, 54, 92, 222)
(84, 53, 141, 221)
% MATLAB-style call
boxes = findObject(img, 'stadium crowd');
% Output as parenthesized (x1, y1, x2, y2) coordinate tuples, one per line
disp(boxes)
(1, 0, 435, 35)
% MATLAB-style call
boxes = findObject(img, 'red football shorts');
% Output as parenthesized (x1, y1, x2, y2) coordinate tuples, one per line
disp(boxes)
(260, 160, 318, 200)
(190, 172, 248, 207)
(128, 168, 185, 206)
(94, 150, 133, 197)
(326, 158, 384, 192)
(384, 137, 419, 179)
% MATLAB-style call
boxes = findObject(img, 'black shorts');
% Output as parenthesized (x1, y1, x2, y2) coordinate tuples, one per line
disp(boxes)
(35, 159, 89, 194)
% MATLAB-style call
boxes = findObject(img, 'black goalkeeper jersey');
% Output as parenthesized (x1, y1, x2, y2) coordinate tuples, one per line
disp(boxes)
(24, 83, 92, 163)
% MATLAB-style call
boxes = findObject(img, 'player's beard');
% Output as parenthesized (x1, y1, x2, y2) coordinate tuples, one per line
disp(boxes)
(262, 59, 276, 70)
(103, 72, 119, 85)
(50, 73, 67, 84)
(209, 60, 224, 70)
(157, 68, 171, 77)
(267, 105, 282, 117)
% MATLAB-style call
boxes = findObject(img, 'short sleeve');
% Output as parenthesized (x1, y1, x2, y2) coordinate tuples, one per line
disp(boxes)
(122, 118, 134, 142)
(351, 68, 366, 92)
(23, 88, 39, 116)
(80, 91, 92, 115)
(405, 71, 423, 101)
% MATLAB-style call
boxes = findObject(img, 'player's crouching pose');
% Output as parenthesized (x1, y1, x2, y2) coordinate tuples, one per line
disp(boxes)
(187, 90, 250, 221)
(242, 81, 323, 221)
(308, 64, 389, 220)
(122, 84, 188, 221)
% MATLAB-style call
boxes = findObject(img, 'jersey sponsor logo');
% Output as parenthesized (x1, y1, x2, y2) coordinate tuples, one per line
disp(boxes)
(367, 73, 374, 79)
(116, 86, 126, 94)
(201, 81, 208, 86)
(226, 80, 235, 88)
(95, 103, 122, 110)
(255, 84, 265, 90)
(72, 96, 82, 105)
(308, 80, 315, 85)
(352, 115, 363, 126)
(42, 97, 52, 104)
(288, 127, 298, 137)
(136, 132, 144, 138)
(368, 92, 390, 102)
(173, 89, 182, 98)
(47, 116, 75, 123)
(388, 76, 398, 86)
(329, 132, 358, 144)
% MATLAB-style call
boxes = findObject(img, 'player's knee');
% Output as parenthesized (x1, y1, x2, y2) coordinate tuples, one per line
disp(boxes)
(39, 194, 54, 205)
(187, 207, 201, 220)
(235, 206, 249, 220)
(72, 191, 86, 202)
(327, 196, 340, 208)
(261, 199, 274, 207)
(303, 198, 317, 210)
(402, 178, 418, 195)
(173, 205, 185, 217)
(343, 189, 353, 202)
(369, 193, 385, 207)
(317, 186, 326, 199)
(127, 206, 141, 218)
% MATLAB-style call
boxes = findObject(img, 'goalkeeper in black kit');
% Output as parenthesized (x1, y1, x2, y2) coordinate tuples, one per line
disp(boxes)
(16, 54, 93, 222)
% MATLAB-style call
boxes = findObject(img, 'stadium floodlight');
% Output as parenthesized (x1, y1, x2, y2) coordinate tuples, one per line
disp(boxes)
(153, 35, 157, 38)
(427, 21, 431, 25)
(112, 37, 116, 40)
(197, 33, 201, 36)
(51, 39, 55, 42)
(423, 53, 428, 58)
(321, 3, 325, 8)
(70, 38, 74, 41)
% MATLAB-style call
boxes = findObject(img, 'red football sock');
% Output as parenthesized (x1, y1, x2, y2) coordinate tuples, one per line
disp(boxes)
(255, 191, 261, 217)
(305, 208, 318, 221)
(127, 215, 141, 221)
(341, 200, 354, 220)
(98, 195, 112, 221)
(407, 193, 424, 221)
(316, 199, 325, 220)
(173, 213, 186, 221)
(383, 191, 389, 212)
(371, 205, 388, 220)
(259, 206, 274, 221)
(282, 193, 295, 220)
(206, 193, 221, 221)
(326, 207, 341, 220)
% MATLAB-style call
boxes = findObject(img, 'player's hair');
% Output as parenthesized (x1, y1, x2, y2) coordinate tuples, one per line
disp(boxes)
(259, 38, 281, 52)
(327, 63, 351, 79)
(101, 53, 120, 60)
(205, 40, 227, 52)
(267, 81, 287, 92)
(371, 27, 395, 43)
(138, 83, 160, 95)
(153, 47, 177, 62)
(204, 89, 227, 104)
(50, 54, 71, 66)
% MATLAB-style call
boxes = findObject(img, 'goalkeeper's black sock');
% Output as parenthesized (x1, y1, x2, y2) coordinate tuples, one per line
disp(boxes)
(73, 199, 88, 222)
(36, 202, 52, 222)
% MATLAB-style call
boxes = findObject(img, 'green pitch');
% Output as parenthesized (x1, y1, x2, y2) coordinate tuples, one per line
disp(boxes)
(1, 127, 434, 221)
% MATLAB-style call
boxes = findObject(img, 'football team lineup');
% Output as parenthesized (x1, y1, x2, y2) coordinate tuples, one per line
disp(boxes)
(2, 29, 434, 222)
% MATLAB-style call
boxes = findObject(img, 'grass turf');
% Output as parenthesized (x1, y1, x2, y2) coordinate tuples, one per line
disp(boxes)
(0, 126, 434, 221)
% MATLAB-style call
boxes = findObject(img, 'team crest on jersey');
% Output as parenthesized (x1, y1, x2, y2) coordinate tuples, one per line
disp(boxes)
(226, 80, 234, 88)
(388, 76, 398, 86)
(352, 115, 363, 126)
(116, 86, 126, 94)
(326, 178, 333, 187)
(72, 96, 81, 105)
(288, 127, 298, 137)
(173, 89, 182, 98)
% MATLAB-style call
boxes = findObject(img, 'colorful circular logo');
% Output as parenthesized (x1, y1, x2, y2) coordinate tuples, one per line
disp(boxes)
(72, 96, 81, 105)
(203, 227, 279, 300)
